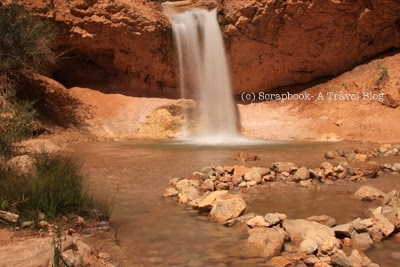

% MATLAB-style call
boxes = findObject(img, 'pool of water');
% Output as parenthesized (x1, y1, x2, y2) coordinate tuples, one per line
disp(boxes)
(72, 140, 400, 266)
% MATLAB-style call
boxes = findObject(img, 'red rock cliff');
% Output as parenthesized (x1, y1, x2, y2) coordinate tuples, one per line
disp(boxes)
(15, 0, 400, 95)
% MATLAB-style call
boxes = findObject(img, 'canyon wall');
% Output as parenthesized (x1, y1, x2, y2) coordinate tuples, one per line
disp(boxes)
(16, 0, 400, 95)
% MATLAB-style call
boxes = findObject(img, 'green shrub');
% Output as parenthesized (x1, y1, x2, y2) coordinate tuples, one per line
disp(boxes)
(0, 2, 57, 75)
(0, 154, 111, 222)
(0, 98, 37, 156)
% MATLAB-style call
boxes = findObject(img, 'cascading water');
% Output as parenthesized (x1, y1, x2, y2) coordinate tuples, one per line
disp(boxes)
(165, 7, 242, 144)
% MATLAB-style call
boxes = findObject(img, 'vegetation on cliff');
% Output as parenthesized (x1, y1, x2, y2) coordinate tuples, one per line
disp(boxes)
(0, 2, 56, 156)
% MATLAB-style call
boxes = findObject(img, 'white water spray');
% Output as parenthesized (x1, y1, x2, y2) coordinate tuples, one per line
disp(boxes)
(165, 7, 242, 144)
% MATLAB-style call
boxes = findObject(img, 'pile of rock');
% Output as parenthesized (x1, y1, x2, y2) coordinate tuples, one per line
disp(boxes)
(380, 163, 400, 173)
(325, 144, 400, 162)
(164, 160, 390, 200)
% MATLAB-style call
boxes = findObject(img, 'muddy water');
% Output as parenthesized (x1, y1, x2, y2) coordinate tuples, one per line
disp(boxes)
(72, 141, 400, 266)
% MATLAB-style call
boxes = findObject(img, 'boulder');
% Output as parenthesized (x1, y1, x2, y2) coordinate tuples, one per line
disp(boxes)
(382, 190, 399, 206)
(331, 250, 351, 267)
(391, 163, 400, 172)
(231, 175, 243, 185)
(353, 185, 385, 201)
(235, 151, 259, 161)
(210, 196, 246, 222)
(243, 170, 262, 184)
(202, 178, 215, 192)
(379, 144, 392, 154)
(371, 206, 395, 237)
(291, 167, 310, 182)
(351, 233, 374, 250)
(355, 154, 369, 162)
(224, 212, 256, 227)
(352, 218, 372, 233)
(247, 227, 286, 258)
(307, 215, 337, 227)
(247, 215, 269, 228)
(0, 236, 91, 266)
(270, 162, 297, 173)
(178, 185, 200, 204)
(299, 239, 318, 254)
(268, 256, 291, 267)
(233, 165, 250, 177)
(353, 162, 379, 178)
(163, 187, 179, 197)
(7, 155, 36, 176)
(331, 223, 354, 238)
(198, 190, 228, 210)
(264, 213, 286, 226)
(283, 219, 339, 255)
(215, 182, 229, 190)
(324, 151, 337, 159)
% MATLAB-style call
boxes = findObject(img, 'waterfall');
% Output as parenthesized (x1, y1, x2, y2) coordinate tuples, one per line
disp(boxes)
(166, 7, 241, 143)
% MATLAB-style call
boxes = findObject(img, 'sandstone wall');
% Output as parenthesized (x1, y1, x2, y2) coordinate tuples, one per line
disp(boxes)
(16, 0, 400, 95)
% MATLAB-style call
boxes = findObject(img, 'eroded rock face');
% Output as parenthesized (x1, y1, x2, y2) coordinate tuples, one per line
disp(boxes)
(17, 0, 400, 96)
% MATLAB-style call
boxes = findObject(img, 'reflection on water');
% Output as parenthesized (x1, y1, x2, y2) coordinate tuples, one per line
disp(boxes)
(72, 140, 400, 266)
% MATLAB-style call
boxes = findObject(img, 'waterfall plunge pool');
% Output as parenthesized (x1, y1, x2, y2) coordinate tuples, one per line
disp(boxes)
(72, 140, 400, 266)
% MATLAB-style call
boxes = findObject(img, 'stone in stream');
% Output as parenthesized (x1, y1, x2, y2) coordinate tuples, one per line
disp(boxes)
(282, 219, 339, 255)
(355, 154, 369, 162)
(307, 215, 337, 227)
(244, 168, 265, 184)
(231, 175, 243, 186)
(354, 161, 379, 178)
(224, 212, 256, 226)
(291, 167, 310, 182)
(351, 233, 374, 250)
(353, 185, 385, 201)
(379, 144, 392, 154)
(382, 190, 399, 206)
(247, 215, 269, 228)
(371, 206, 395, 237)
(267, 256, 291, 267)
(352, 218, 372, 233)
(168, 177, 180, 186)
(202, 178, 215, 192)
(233, 165, 250, 177)
(391, 163, 400, 172)
(198, 190, 228, 210)
(270, 162, 298, 173)
(324, 151, 337, 159)
(247, 227, 286, 258)
(264, 213, 286, 226)
(235, 151, 259, 162)
(210, 196, 246, 222)
(331, 223, 354, 238)
(163, 187, 179, 197)
(331, 250, 351, 267)
(178, 185, 200, 204)
(215, 182, 229, 190)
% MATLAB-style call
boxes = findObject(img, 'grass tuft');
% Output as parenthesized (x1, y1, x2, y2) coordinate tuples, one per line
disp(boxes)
(0, 154, 111, 222)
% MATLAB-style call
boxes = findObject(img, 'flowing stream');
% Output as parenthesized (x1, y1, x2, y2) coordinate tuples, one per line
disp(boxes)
(73, 141, 400, 266)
